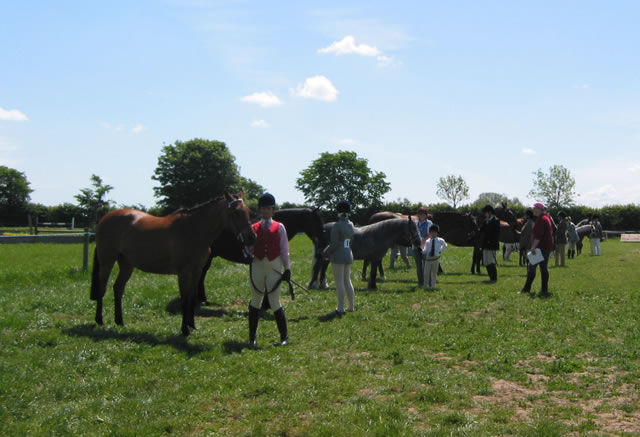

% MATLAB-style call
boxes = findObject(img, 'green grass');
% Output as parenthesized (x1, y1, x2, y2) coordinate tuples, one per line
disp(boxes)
(1, 238, 639, 435)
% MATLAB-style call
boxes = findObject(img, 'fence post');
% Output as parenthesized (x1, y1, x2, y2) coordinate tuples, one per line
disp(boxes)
(83, 228, 90, 272)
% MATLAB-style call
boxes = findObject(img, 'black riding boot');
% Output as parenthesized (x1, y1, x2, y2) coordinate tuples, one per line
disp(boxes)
(274, 307, 289, 346)
(486, 264, 498, 281)
(248, 305, 260, 348)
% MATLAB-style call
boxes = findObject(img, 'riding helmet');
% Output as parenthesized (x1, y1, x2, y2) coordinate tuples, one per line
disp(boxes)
(482, 204, 495, 214)
(336, 200, 351, 214)
(258, 192, 276, 208)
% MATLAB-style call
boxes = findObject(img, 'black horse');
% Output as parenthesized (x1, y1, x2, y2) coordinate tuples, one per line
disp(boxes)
(311, 217, 421, 290)
(197, 207, 325, 304)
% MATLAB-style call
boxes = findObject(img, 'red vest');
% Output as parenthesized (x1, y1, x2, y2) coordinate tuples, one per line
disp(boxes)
(252, 220, 282, 261)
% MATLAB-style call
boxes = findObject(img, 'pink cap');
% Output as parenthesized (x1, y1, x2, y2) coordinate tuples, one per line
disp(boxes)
(532, 202, 546, 210)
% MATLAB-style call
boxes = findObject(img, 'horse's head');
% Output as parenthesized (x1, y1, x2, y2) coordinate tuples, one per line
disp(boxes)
(462, 212, 480, 245)
(224, 192, 256, 246)
(406, 216, 421, 249)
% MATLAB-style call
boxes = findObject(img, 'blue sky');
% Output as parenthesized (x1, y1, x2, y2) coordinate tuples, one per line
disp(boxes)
(2, 1, 639, 209)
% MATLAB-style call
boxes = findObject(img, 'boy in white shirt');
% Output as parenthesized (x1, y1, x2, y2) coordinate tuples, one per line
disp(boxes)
(422, 224, 447, 290)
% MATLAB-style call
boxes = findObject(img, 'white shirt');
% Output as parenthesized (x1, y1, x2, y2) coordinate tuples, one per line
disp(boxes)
(422, 237, 448, 258)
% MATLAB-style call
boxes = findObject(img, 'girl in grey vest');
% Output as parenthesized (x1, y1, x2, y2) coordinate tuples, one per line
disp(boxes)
(322, 200, 356, 315)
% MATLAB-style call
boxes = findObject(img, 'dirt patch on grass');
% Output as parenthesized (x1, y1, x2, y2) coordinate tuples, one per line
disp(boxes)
(470, 363, 640, 432)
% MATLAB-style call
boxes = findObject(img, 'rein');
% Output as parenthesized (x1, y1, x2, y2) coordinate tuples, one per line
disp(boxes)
(226, 198, 250, 243)
(249, 264, 295, 300)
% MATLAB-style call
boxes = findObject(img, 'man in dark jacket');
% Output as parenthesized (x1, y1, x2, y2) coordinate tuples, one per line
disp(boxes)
(480, 205, 500, 281)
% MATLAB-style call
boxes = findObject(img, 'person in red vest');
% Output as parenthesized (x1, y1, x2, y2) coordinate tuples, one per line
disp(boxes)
(248, 192, 291, 347)
(520, 202, 554, 297)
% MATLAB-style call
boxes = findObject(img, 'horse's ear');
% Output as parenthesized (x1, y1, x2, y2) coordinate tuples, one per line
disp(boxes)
(224, 192, 234, 202)
(237, 190, 245, 199)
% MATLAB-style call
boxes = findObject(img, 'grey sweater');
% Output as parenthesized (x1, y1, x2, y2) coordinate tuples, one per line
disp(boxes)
(322, 216, 355, 264)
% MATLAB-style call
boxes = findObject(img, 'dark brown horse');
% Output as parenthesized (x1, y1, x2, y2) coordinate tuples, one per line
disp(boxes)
(197, 207, 325, 304)
(90, 193, 256, 336)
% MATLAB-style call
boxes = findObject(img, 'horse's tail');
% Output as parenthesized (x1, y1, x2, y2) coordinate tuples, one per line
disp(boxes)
(90, 249, 101, 301)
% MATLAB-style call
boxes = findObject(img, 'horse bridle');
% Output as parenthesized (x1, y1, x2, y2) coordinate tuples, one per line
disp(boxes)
(227, 198, 252, 245)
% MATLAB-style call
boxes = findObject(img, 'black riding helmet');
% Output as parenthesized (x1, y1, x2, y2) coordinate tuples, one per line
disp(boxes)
(336, 200, 351, 214)
(258, 192, 276, 208)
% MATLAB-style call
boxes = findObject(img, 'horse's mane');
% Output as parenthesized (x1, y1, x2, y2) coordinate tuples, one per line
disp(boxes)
(171, 196, 226, 215)
(358, 217, 407, 233)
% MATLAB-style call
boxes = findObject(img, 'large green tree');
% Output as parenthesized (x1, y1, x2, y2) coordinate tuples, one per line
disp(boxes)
(74, 174, 114, 226)
(529, 164, 577, 210)
(0, 166, 33, 224)
(152, 138, 262, 213)
(295, 150, 391, 213)
(436, 174, 469, 208)
(471, 192, 523, 209)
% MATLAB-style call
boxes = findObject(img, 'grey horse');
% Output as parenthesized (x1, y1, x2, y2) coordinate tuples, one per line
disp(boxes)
(311, 217, 421, 290)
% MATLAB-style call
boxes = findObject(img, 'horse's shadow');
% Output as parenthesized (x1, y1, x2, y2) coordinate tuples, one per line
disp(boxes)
(63, 324, 209, 357)
(166, 297, 231, 318)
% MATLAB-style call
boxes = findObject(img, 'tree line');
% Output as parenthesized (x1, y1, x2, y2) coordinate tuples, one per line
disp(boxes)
(1, 138, 638, 230)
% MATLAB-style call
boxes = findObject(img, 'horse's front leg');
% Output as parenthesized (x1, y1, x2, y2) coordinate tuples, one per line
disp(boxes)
(95, 298, 104, 326)
(368, 258, 378, 290)
(197, 251, 214, 305)
(361, 260, 369, 281)
(178, 273, 196, 337)
(320, 259, 329, 289)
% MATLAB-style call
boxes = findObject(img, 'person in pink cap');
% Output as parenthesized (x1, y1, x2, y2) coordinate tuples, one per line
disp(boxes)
(520, 202, 554, 297)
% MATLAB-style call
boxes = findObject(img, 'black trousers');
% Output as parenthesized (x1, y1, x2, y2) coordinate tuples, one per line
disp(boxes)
(522, 250, 550, 292)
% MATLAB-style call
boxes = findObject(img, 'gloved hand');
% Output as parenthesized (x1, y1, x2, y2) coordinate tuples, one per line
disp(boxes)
(281, 269, 291, 282)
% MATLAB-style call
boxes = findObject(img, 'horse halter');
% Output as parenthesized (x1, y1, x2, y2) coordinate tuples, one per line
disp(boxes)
(227, 198, 250, 243)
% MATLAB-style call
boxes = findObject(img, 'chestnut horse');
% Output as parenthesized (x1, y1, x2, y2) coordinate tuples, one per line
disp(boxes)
(90, 193, 256, 336)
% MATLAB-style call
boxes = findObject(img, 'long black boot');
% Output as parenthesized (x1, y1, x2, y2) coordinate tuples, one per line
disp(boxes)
(487, 264, 497, 282)
(274, 307, 289, 346)
(248, 305, 260, 348)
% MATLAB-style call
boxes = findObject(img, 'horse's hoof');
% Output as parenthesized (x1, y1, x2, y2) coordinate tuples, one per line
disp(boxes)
(115, 320, 124, 326)
(95, 318, 103, 326)
(181, 328, 191, 337)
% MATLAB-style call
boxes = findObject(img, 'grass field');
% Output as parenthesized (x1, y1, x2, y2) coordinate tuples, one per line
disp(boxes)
(1, 237, 639, 436)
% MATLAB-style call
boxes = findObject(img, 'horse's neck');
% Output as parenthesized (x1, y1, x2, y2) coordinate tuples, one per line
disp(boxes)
(189, 199, 227, 242)
(378, 220, 407, 246)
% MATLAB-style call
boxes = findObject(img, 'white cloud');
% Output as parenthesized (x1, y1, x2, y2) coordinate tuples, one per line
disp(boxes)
(251, 120, 270, 128)
(336, 138, 358, 146)
(521, 148, 537, 155)
(318, 35, 381, 57)
(628, 163, 640, 173)
(240, 92, 283, 107)
(318, 35, 397, 67)
(99, 121, 124, 132)
(376, 54, 395, 67)
(131, 124, 145, 133)
(0, 107, 29, 122)
(294, 76, 339, 102)
(573, 83, 591, 89)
